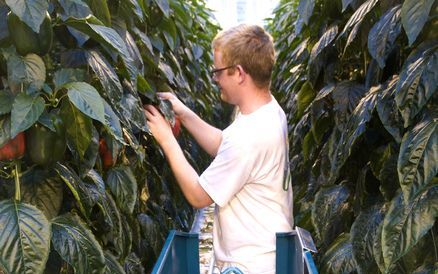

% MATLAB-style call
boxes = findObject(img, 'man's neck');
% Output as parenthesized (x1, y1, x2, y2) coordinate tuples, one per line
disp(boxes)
(238, 88, 272, 115)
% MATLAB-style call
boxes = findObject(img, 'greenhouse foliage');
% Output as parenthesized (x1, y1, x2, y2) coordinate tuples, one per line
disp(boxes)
(0, 0, 226, 273)
(268, 0, 437, 273)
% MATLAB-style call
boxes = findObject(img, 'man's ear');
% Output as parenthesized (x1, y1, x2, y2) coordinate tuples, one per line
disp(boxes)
(236, 65, 246, 84)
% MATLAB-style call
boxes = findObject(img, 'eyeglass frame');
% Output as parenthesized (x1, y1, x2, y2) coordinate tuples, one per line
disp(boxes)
(210, 65, 237, 78)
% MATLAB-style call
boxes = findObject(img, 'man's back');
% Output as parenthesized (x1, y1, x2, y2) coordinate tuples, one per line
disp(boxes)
(199, 96, 293, 273)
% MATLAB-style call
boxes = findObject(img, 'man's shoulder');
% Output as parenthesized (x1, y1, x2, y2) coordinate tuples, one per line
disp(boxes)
(225, 124, 282, 152)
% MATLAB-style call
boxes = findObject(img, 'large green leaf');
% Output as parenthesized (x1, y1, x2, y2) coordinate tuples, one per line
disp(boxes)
(158, 61, 175, 84)
(58, 0, 92, 46)
(51, 213, 106, 274)
(381, 186, 438, 271)
(106, 165, 138, 214)
(372, 220, 423, 274)
(55, 163, 87, 216)
(118, 214, 133, 262)
(112, 20, 144, 74)
(60, 100, 93, 159)
(85, 0, 111, 26)
(84, 169, 106, 194)
(7, 53, 46, 94)
(64, 16, 137, 82)
(150, 34, 164, 53)
(0, 4, 9, 42)
(64, 82, 106, 124)
(401, 0, 435, 46)
(295, 81, 315, 121)
(5, 0, 48, 33)
(0, 115, 11, 147)
(295, 0, 315, 36)
(59, 0, 92, 19)
(103, 100, 124, 144)
(302, 129, 316, 160)
(368, 5, 402, 68)
(84, 170, 130, 260)
(69, 124, 99, 175)
(309, 24, 338, 63)
(123, 252, 145, 274)
(53, 68, 87, 91)
(120, 93, 148, 133)
(0, 90, 14, 115)
(373, 222, 386, 273)
(342, 0, 355, 12)
(400, 231, 438, 273)
(0, 200, 50, 274)
(86, 50, 123, 102)
(97, 191, 131, 261)
(351, 204, 386, 274)
(311, 185, 352, 246)
(376, 76, 403, 143)
(314, 83, 335, 102)
(104, 251, 126, 274)
(153, 0, 170, 18)
(310, 97, 333, 144)
(320, 233, 357, 274)
(412, 263, 438, 274)
(159, 18, 177, 50)
(338, 0, 379, 52)
(132, 27, 154, 55)
(138, 213, 161, 252)
(289, 38, 310, 66)
(137, 74, 155, 102)
(21, 168, 64, 220)
(398, 114, 437, 202)
(376, 144, 400, 201)
(331, 81, 367, 129)
(120, 0, 144, 22)
(395, 42, 437, 127)
(60, 48, 89, 67)
(329, 84, 381, 183)
(11, 93, 44, 137)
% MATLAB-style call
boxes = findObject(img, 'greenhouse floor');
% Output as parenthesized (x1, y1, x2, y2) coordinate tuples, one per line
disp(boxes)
(191, 204, 219, 274)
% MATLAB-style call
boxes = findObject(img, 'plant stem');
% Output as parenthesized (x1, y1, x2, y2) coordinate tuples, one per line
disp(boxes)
(0, 169, 11, 178)
(14, 161, 21, 202)
(431, 226, 438, 263)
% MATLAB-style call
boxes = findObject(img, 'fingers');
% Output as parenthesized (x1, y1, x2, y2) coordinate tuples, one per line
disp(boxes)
(157, 92, 174, 100)
(143, 105, 160, 116)
(143, 105, 161, 124)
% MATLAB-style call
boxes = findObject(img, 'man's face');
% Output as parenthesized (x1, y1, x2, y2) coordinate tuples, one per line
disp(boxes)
(213, 50, 239, 104)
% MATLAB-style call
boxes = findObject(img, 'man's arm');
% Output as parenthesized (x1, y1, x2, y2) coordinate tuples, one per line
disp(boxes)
(160, 137, 213, 209)
(180, 109, 222, 157)
(157, 92, 222, 157)
(144, 105, 213, 209)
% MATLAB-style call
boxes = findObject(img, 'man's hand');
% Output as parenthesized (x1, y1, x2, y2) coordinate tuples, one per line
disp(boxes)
(143, 103, 213, 209)
(143, 104, 174, 146)
(157, 92, 223, 157)
(157, 92, 190, 122)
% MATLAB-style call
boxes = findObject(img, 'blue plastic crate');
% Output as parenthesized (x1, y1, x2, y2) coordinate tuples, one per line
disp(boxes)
(153, 229, 318, 274)
(151, 230, 200, 274)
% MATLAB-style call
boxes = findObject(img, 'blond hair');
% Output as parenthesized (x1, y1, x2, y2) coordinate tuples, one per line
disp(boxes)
(212, 24, 276, 89)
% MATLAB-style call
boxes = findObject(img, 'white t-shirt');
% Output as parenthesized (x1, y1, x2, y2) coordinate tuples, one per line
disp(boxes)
(199, 96, 294, 274)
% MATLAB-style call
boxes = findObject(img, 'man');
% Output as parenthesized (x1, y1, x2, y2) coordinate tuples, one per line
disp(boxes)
(144, 24, 293, 274)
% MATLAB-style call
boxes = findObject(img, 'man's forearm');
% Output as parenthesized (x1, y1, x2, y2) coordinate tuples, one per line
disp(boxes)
(180, 109, 222, 157)
(160, 138, 213, 209)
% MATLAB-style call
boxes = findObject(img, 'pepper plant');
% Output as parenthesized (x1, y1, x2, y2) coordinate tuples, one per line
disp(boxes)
(268, 0, 437, 273)
(0, 0, 223, 273)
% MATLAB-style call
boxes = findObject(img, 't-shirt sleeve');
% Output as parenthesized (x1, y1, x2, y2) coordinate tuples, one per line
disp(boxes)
(198, 138, 254, 207)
